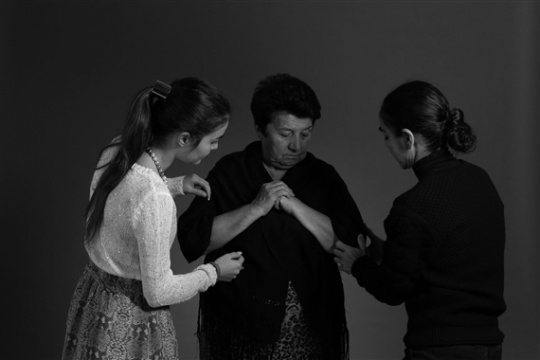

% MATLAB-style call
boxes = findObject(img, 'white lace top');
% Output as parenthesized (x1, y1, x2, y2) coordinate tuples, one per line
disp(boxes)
(85, 143, 217, 308)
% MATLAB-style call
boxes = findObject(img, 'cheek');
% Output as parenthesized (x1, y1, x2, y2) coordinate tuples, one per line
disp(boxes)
(202, 144, 212, 156)
(270, 140, 286, 154)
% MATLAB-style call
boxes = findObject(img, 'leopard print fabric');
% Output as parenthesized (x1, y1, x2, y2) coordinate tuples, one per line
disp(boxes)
(269, 282, 323, 359)
(216, 282, 324, 360)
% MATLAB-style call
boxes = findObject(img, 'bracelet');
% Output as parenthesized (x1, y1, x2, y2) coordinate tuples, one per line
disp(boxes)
(209, 262, 221, 278)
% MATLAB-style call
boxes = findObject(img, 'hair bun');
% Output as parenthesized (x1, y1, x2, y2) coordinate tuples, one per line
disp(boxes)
(449, 107, 464, 127)
(446, 107, 477, 153)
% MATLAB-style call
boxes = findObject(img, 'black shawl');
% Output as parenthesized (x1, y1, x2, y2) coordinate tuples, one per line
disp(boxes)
(178, 141, 365, 358)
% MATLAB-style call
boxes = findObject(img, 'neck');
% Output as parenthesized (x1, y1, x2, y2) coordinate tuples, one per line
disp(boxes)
(263, 162, 287, 180)
(148, 146, 174, 171)
(412, 143, 434, 165)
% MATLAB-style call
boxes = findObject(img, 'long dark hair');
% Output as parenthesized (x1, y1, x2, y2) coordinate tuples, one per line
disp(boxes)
(380, 80, 476, 153)
(85, 77, 230, 241)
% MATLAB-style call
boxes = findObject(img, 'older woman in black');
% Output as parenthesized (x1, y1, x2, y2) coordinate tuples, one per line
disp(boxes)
(334, 80, 506, 360)
(178, 73, 365, 360)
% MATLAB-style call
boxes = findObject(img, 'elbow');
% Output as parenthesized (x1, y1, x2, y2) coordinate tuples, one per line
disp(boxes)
(143, 289, 163, 308)
(179, 239, 205, 263)
(373, 289, 408, 307)
(183, 248, 202, 263)
(382, 297, 405, 306)
(145, 296, 162, 308)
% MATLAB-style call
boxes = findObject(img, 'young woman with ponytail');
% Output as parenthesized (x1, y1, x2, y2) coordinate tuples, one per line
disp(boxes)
(334, 80, 506, 360)
(62, 78, 244, 360)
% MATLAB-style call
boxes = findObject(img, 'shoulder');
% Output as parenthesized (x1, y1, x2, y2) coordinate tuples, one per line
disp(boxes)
(385, 204, 439, 242)
(304, 152, 341, 177)
(214, 148, 246, 168)
(128, 165, 173, 203)
(212, 142, 257, 173)
(458, 159, 492, 180)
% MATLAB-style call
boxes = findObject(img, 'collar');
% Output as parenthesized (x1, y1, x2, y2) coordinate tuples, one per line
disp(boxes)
(412, 148, 458, 179)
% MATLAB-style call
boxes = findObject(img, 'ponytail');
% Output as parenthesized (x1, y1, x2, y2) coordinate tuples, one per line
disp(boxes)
(84, 87, 153, 242)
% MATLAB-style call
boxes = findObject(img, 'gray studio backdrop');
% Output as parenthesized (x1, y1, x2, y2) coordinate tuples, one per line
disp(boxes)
(1, 1, 538, 359)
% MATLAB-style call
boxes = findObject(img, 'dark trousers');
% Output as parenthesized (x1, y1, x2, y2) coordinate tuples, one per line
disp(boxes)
(404, 344, 502, 360)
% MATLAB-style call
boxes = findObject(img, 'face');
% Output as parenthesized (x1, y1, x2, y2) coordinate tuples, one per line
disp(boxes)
(184, 120, 229, 165)
(379, 118, 415, 169)
(257, 112, 313, 170)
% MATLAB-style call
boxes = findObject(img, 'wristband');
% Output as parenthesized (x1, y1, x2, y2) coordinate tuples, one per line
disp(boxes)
(209, 262, 221, 278)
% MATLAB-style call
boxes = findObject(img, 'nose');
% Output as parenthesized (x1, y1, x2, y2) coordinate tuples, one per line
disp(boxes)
(288, 135, 300, 152)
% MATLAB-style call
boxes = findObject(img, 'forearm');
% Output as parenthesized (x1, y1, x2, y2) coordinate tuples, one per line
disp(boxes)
(291, 200, 335, 252)
(206, 203, 263, 254)
(142, 264, 217, 307)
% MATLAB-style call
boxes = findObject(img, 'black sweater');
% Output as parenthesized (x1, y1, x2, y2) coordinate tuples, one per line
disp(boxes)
(352, 149, 506, 347)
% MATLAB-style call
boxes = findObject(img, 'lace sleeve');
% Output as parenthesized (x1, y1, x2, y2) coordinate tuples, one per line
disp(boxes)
(167, 176, 185, 197)
(132, 190, 217, 307)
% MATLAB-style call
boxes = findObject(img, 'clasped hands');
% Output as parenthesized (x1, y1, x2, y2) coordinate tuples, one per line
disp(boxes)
(252, 180, 297, 216)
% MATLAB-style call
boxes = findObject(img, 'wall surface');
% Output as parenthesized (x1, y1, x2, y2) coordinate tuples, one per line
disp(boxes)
(1, 1, 538, 359)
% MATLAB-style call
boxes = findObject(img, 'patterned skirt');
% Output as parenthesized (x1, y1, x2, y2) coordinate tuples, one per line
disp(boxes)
(61, 261, 178, 360)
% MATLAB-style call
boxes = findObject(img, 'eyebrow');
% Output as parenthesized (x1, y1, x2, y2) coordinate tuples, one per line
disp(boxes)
(378, 127, 385, 133)
(277, 125, 313, 131)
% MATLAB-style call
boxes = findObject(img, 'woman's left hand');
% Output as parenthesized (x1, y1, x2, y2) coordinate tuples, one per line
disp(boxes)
(333, 236, 367, 274)
(183, 174, 211, 200)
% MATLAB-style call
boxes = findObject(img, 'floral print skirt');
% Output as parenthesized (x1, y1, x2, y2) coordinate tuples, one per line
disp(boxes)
(62, 261, 178, 360)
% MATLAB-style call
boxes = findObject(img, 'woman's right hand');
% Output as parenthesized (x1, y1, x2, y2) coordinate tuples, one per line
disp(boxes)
(214, 252, 245, 282)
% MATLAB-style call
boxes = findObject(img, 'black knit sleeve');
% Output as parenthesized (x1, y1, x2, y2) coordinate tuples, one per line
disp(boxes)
(177, 164, 222, 263)
(325, 166, 366, 247)
(351, 206, 439, 305)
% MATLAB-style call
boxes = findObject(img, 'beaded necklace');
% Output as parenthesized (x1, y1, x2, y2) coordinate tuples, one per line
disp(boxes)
(145, 147, 167, 183)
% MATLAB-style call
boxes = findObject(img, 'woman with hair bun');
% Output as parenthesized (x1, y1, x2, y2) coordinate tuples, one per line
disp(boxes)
(62, 78, 244, 360)
(334, 80, 506, 360)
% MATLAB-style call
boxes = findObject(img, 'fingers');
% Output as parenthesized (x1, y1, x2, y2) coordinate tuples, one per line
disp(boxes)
(229, 251, 243, 260)
(200, 180, 211, 200)
(266, 180, 294, 192)
(262, 181, 295, 200)
(357, 234, 367, 252)
(192, 176, 211, 200)
(254, 181, 296, 214)
(334, 240, 346, 251)
(194, 189, 209, 198)
(183, 174, 212, 200)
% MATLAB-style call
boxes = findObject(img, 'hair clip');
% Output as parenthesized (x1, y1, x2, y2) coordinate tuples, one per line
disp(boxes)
(151, 80, 172, 100)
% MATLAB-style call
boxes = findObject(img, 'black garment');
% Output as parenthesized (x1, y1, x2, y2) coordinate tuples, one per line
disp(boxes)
(352, 149, 506, 347)
(178, 141, 365, 359)
(403, 344, 502, 360)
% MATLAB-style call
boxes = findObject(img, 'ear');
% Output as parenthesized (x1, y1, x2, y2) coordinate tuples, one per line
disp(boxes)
(255, 124, 265, 140)
(177, 132, 191, 147)
(400, 129, 415, 150)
